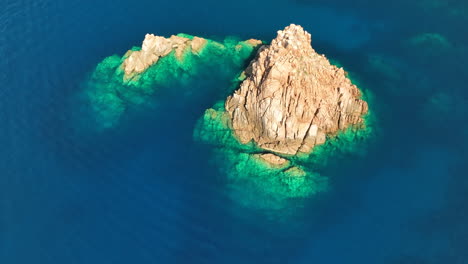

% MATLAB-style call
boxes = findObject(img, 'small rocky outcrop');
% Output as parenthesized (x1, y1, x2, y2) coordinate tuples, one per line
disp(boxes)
(122, 34, 262, 80)
(122, 34, 208, 79)
(225, 24, 368, 163)
(255, 153, 290, 167)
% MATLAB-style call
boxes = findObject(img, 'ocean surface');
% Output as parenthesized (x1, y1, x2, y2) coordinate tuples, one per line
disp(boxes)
(1, 0, 468, 263)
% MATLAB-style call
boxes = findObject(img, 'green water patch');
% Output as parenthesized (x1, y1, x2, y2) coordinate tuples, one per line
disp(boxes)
(404, 32, 455, 65)
(83, 35, 261, 130)
(194, 75, 376, 209)
(194, 103, 327, 210)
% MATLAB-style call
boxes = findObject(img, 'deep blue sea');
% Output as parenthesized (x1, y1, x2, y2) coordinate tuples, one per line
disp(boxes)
(1, 0, 468, 263)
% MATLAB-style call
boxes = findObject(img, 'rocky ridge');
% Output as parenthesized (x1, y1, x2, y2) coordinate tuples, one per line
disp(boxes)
(225, 24, 368, 165)
(122, 34, 262, 80)
(122, 34, 207, 79)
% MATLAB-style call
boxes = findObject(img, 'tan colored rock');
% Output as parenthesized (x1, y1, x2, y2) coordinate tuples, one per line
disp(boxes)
(244, 39, 263, 47)
(169, 35, 190, 60)
(226, 24, 368, 157)
(122, 33, 262, 80)
(255, 153, 289, 167)
(236, 39, 263, 52)
(122, 34, 207, 79)
(191, 37, 208, 55)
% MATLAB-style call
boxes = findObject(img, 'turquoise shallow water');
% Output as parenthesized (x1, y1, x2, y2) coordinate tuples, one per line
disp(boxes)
(1, 0, 468, 263)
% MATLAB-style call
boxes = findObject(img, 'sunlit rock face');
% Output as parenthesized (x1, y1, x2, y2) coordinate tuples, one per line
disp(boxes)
(121, 34, 263, 81)
(122, 34, 208, 79)
(225, 24, 368, 160)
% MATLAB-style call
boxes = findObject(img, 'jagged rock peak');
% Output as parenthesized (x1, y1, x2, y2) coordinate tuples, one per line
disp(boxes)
(225, 24, 368, 161)
(272, 24, 312, 50)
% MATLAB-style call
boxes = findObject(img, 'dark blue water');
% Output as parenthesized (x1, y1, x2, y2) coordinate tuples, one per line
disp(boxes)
(2, 0, 468, 263)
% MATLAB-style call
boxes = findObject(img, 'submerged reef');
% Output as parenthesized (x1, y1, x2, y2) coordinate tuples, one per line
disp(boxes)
(406, 32, 453, 60)
(195, 25, 373, 207)
(85, 33, 262, 129)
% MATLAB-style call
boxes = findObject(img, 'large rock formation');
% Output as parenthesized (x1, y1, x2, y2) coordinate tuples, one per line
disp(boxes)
(225, 24, 368, 159)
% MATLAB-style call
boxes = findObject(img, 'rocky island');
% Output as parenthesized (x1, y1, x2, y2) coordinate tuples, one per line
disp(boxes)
(195, 24, 372, 205)
(226, 24, 368, 165)
(85, 24, 372, 206)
